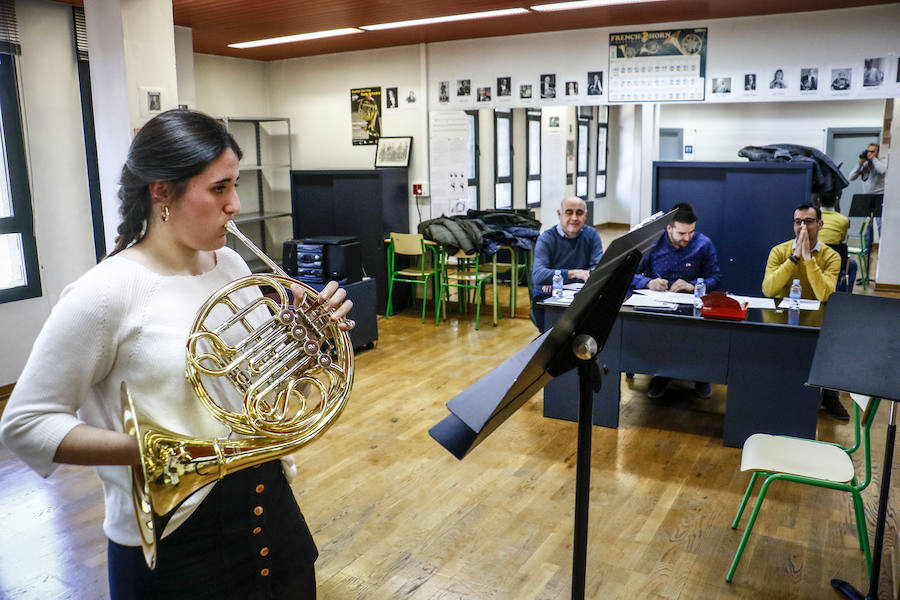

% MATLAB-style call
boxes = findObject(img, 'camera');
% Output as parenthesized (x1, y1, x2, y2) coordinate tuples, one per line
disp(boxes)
(859, 150, 870, 160)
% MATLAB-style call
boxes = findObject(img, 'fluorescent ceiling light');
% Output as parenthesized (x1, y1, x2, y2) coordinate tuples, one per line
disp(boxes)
(531, 0, 667, 11)
(360, 8, 529, 31)
(229, 28, 363, 49)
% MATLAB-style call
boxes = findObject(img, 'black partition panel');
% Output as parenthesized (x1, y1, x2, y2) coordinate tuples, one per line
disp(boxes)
(652, 161, 813, 296)
(290, 169, 409, 314)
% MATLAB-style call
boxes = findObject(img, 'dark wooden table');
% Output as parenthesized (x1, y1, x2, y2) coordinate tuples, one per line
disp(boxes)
(542, 301, 825, 447)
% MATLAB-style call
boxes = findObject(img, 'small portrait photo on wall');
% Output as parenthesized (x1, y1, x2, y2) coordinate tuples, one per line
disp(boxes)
(496, 77, 512, 97)
(587, 71, 604, 95)
(520, 84, 533, 99)
(863, 57, 884, 87)
(799, 68, 818, 91)
(477, 87, 491, 102)
(385, 87, 399, 109)
(147, 90, 161, 112)
(830, 68, 852, 91)
(769, 68, 787, 89)
(712, 77, 731, 94)
(457, 79, 471, 96)
(565, 81, 578, 96)
(438, 80, 450, 103)
(744, 73, 757, 91)
(540, 73, 556, 99)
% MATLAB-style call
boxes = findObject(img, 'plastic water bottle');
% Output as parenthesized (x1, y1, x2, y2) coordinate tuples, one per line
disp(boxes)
(693, 277, 706, 309)
(552, 270, 564, 298)
(789, 279, 802, 310)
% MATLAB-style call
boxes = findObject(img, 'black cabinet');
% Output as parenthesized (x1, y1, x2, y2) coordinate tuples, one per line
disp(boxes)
(652, 161, 813, 296)
(290, 169, 409, 314)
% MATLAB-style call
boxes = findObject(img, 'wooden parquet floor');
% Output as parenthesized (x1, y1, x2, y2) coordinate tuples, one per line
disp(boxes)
(1, 308, 898, 599)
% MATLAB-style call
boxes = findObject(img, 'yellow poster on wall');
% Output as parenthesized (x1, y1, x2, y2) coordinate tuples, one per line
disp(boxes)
(350, 87, 382, 145)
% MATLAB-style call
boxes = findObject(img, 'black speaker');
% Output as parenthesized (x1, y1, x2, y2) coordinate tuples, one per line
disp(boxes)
(304, 236, 362, 284)
(283, 236, 362, 284)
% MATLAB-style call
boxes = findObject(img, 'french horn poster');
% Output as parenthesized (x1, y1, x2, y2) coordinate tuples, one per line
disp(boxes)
(350, 87, 382, 145)
(608, 28, 707, 103)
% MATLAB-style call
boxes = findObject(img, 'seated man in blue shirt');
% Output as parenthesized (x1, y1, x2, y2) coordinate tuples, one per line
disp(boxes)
(530, 196, 604, 331)
(632, 202, 721, 399)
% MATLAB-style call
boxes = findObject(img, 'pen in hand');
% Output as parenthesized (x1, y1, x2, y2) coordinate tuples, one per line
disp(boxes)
(648, 272, 669, 291)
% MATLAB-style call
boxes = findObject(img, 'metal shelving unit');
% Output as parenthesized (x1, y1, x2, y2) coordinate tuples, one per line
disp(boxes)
(222, 116, 292, 271)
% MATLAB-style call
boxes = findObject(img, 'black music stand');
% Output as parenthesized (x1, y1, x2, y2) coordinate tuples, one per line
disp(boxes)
(429, 214, 669, 599)
(847, 193, 883, 218)
(805, 293, 900, 599)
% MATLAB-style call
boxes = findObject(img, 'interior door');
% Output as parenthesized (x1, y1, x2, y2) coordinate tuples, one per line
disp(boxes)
(826, 128, 881, 236)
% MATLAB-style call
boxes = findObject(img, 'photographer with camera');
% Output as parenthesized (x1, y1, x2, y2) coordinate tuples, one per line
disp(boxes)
(849, 143, 887, 194)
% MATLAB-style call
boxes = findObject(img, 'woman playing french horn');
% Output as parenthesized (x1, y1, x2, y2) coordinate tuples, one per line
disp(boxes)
(0, 109, 354, 599)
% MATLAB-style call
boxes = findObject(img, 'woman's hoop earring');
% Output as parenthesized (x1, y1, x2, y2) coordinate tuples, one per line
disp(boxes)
(161, 205, 170, 222)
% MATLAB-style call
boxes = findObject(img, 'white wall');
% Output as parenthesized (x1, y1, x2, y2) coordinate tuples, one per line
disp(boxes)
(659, 99, 886, 161)
(194, 53, 269, 118)
(1, 0, 94, 385)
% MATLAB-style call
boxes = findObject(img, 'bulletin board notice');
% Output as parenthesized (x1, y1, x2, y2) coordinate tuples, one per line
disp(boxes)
(608, 28, 707, 103)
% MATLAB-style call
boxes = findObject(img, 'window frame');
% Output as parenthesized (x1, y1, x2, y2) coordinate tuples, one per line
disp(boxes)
(465, 109, 480, 210)
(575, 115, 590, 201)
(525, 109, 541, 208)
(493, 108, 513, 209)
(0, 53, 40, 303)
(594, 107, 609, 199)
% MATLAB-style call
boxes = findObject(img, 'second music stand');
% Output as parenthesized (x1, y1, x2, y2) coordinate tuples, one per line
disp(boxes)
(805, 293, 899, 599)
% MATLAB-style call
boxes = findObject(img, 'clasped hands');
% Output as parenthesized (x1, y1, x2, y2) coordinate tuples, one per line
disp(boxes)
(647, 277, 693, 293)
(792, 226, 812, 262)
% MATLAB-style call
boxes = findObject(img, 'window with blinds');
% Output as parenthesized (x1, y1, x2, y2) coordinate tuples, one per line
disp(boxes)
(0, 0, 40, 303)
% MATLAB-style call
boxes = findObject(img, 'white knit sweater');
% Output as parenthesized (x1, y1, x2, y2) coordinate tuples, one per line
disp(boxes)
(0, 247, 294, 546)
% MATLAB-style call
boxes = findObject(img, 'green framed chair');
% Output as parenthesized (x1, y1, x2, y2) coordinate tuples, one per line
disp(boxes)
(386, 233, 437, 324)
(478, 245, 533, 318)
(438, 249, 497, 330)
(726, 392, 881, 583)
(847, 216, 871, 288)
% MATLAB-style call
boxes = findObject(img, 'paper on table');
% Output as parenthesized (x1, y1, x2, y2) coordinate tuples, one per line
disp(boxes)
(726, 294, 776, 309)
(777, 298, 821, 311)
(623, 294, 678, 308)
(540, 290, 575, 306)
(632, 289, 696, 304)
(563, 282, 584, 291)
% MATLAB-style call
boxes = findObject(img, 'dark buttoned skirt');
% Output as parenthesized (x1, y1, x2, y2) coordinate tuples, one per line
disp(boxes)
(108, 460, 318, 600)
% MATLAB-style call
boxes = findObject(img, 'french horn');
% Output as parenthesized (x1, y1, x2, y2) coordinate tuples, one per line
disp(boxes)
(121, 220, 353, 570)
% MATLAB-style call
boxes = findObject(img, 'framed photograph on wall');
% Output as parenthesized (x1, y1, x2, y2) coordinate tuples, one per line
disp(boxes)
(374, 136, 412, 168)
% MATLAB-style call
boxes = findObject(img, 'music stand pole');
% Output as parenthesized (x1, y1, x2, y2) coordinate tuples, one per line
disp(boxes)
(832, 401, 896, 600)
(571, 335, 603, 600)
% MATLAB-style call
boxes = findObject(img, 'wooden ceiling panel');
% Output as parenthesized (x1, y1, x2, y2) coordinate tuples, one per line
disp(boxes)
(54, 0, 897, 61)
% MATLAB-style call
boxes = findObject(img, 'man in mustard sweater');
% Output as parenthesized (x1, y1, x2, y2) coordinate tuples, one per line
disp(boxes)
(762, 203, 847, 419)
(762, 203, 840, 302)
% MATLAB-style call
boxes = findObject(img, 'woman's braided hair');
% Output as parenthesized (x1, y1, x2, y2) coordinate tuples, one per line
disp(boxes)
(108, 109, 243, 256)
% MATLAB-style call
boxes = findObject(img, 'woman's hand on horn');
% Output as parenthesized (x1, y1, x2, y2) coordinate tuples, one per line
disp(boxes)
(293, 281, 355, 330)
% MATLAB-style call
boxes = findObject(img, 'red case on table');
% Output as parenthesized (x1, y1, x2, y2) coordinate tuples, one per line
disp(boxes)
(699, 291, 748, 321)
